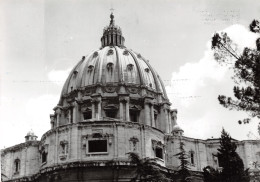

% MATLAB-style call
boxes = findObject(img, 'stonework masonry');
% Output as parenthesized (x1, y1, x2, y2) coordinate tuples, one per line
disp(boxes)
(1, 13, 260, 182)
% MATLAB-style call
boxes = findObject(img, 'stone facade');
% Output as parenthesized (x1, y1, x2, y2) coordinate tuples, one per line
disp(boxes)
(1, 13, 260, 182)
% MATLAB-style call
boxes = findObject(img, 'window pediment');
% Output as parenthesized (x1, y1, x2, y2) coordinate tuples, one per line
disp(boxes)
(83, 133, 113, 139)
(130, 105, 141, 110)
(152, 140, 165, 150)
(103, 104, 118, 110)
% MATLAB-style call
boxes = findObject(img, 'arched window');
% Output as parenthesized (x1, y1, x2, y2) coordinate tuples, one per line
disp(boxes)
(190, 151, 195, 165)
(42, 151, 47, 163)
(154, 111, 158, 127)
(41, 145, 48, 164)
(155, 147, 163, 159)
(14, 159, 20, 174)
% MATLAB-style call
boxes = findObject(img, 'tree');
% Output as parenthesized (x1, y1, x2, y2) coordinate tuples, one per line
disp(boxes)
(203, 166, 221, 182)
(127, 152, 170, 182)
(174, 141, 191, 182)
(211, 19, 260, 130)
(217, 129, 249, 182)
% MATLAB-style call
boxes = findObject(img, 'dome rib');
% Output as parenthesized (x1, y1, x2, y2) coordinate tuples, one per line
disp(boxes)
(142, 57, 162, 93)
(80, 51, 96, 87)
(126, 49, 145, 85)
(114, 46, 123, 83)
(60, 46, 168, 100)
(157, 74, 168, 99)
(62, 58, 84, 94)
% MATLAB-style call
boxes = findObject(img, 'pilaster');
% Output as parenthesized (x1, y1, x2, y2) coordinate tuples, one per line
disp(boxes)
(91, 94, 102, 120)
(119, 96, 130, 121)
(144, 96, 154, 126)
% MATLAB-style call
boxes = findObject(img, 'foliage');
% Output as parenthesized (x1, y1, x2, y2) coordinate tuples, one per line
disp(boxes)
(211, 19, 260, 130)
(217, 129, 249, 182)
(128, 152, 170, 182)
(203, 129, 250, 182)
(174, 141, 191, 182)
(203, 166, 221, 182)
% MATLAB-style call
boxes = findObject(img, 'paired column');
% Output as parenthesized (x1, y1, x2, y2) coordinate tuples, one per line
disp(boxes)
(50, 114, 55, 129)
(91, 95, 102, 120)
(55, 107, 62, 127)
(144, 97, 154, 127)
(119, 96, 130, 121)
(170, 109, 178, 127)
(72, 102, 78, 123)
(160, 103, 171, 133)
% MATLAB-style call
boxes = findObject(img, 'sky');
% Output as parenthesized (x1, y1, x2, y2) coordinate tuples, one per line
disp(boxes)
(1, 0, 260, 149)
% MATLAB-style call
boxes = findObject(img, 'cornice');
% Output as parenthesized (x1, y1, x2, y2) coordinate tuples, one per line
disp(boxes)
(1, 141, 40, 155)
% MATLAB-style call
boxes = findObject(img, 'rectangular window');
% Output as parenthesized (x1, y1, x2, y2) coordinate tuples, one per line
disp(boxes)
(88, 140, 107, 153)
(154, 113, 158, 127)
(155, 147, 163, 159)
(106, 110, 117, 118)
(218, 156, 223, 167)
(14, 159, 20, 173)
(42, 151, 47, 163)
(83, 111, 92, 120)
(191, 152, 194, 165)
(130, 110, 138, 122)
(70, 108, 73, 123)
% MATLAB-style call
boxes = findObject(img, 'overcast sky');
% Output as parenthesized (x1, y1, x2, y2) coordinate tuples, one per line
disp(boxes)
(1, 0, 260, 149)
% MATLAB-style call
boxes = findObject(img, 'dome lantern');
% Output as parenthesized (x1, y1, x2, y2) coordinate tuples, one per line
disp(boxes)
(25, 130, 38, 142)
(101, 13, 125, 48)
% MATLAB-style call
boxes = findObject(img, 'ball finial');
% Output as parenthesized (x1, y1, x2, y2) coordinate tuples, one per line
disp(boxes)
(110, 13, 114, 20)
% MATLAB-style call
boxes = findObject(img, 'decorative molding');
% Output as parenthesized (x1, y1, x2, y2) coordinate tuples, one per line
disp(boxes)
(152, 139, 165, 150)
(59, 154, 67, 161)
(91, 97, 101, 103)
(104, 86, 117, 93)
(106, 62, 114, 70)
(103, 104, 118, 110)
(93, 51, 99, 58)
(123, 50, 129, 56)
(144, 68, 150, 73)
(129, 136, 139, 152)
(88, 65, 94, 72)
(107, 49, 114, 56)
(64, 91, 78, 102)
(137, 53, 142, 59)
(60, 140, 68, 145)
(58, 127, 69, 134)
(83, 88, 94, 96)
(129, 136, 139, 143)
(1, 141, 40, 155)
(81, 106, 92, 112)
(144, 99, 154, 105)
(129, 105, 141, 110)
(119, 97, 129, 103)
(127, 87, 140, 94)
(83, 133, 113, 139)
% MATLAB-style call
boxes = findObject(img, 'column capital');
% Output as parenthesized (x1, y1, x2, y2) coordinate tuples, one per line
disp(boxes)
(119, 96, 129, 103)
(144, 96, 154, 105)
(50, 114, 55, 122)
(91, 95, 102, 103)
(170, 109, 177, 118)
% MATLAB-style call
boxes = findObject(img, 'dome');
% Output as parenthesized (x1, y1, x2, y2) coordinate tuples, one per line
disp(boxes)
(59, 13, 168, 103)
(172, 125, 183, 132)
(53, 13, 176, 134)
(61, 47, 167, 98)
(26, 130, 35, 136)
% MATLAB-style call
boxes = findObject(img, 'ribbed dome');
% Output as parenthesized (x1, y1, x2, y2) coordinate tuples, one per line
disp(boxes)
(172, 125, 183, 132)
(61, 46, 168, 99)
